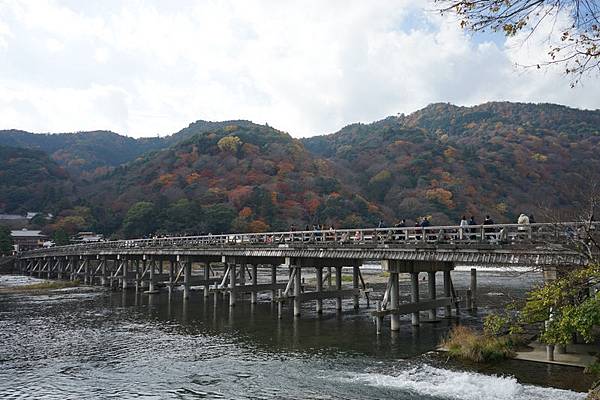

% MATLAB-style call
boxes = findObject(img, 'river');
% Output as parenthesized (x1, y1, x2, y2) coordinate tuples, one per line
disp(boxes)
(0, 270, 592, 399)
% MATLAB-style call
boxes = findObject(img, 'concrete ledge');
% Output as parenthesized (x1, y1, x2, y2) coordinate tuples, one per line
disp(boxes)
(514, 342, 598, 368)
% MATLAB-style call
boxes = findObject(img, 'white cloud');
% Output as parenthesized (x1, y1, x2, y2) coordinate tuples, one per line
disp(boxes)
(0, 0, 598, 138)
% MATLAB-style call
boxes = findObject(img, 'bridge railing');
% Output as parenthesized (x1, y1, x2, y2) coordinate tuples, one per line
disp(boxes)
(21, 221, 599, 256)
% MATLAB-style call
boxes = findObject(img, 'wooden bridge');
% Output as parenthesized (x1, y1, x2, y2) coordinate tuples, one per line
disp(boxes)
(14, 222, 597, 334)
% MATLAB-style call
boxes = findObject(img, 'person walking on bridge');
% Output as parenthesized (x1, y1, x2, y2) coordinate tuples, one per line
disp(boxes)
(517, 213, 531, 240)
(468, 216, 477, 240)
(459, 216, 468, 240)
(420, 216, 430, 240)
(394, 219, 407, 241)
(483, 215, 495, 241)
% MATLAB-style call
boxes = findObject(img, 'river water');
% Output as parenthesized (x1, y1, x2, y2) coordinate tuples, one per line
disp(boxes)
(0, 270, 592, 399)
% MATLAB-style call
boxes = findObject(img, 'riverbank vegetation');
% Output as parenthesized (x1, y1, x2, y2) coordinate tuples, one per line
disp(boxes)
(442, 325, 516, 362)
(0, 279, 80, 293)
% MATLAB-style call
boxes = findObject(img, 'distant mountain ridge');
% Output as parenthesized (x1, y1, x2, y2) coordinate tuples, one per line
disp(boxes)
(0, 145, 73, 213)
(0, 119, 257, 177)
(1, 101, 599, 237)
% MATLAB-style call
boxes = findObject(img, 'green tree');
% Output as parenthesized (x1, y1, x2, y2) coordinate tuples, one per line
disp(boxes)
(53, 229, 70, 246)
(0, 225, 13, 255)
(368, 170, 392, 201)
(217, 136, 242, 154)
(160, 199, 205, 234)
(122, 202, 157, 238)
(203, 204, 236, 234)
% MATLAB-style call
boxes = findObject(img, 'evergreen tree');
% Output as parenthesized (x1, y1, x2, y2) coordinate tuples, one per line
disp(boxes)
(0, 225, 13, 255)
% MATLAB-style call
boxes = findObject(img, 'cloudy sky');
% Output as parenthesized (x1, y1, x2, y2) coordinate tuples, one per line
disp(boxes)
(0, 0, 599, 138)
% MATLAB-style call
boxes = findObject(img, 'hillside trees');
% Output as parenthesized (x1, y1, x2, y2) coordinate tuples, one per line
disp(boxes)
(3, 103, 600, 236)
(159, 199, 204, 235)
(123, 202, 157, 238)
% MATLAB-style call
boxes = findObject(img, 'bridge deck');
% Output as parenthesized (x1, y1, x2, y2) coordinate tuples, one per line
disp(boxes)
(19, 221, 597, 267)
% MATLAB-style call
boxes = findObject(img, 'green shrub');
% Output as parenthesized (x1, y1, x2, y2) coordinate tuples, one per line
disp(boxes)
(443, 325, 515, 363)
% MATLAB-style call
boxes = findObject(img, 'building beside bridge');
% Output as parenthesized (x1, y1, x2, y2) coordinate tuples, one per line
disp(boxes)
(11, 229, 47, 252)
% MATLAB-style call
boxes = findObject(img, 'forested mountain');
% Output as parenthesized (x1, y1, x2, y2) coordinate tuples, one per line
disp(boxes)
(0, 129, 164, 177)
(0, 120, 256, 178)
(303, 102, 600, 225)
(87, 123, 372, 235)
(1, 102, 599, 238)
(0, 145, 74, 213)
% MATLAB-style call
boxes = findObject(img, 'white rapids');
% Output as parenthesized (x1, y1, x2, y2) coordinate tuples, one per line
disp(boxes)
(341, 364, 585, 400)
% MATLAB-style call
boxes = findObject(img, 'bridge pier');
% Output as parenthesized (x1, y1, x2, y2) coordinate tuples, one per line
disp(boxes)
(335, 266, 342, 311)
(229, 263, 236, 307)
(353, 264, 359, 310)
(135, 259, 141, 292)
(204, 263, 211, 298)
(250, 265, 258, 304)
(121, 258, 128, 290)
(183, 257, 191, 300)
(315, 266, 323, 314)
(390, 272, 400, 331)
(271, 265, 277, 301)
(443, 270, 452, 318)
(469, 268, 477, 310)
(100, 256, 107, 286)
(428, 271, 437, 321)
(293, 264, 302, 317)
(410, 272, 420, 326)
(168, 259, 174, 295)
(148, 257, 156, 293)
(375, 260, 455, 333)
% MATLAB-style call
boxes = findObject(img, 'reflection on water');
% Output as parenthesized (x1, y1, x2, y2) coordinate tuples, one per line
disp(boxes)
(0, 271, 591, 399)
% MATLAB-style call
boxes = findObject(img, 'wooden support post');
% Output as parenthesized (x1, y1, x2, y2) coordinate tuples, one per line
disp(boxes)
(428, 271, 436, 320)
(159, 258, 164, 275)
(71, 257, 77, 281)
(335, 266, 342, 311)
(79, 257, 89, 285)
(240, 264, 246, 286)
(271, 265, 277, 301)
(470, 268, 477, 310)
(251, 265, 258, 304)
(376, 300, 383, 335)
(149, 257, 155, 292)
(229, 263, 236, 307)
(410, 272, 420, 326)
(168, 259, 174, 295)
(294, 265, 302, 317)
(183, 258, 191, 300)
(57, 258, 63, 280)
(47, 258, 52, 280)
(443, 270, 452, 318)
(327, 266, 332, 288)
(100, 256, 108, 286)
(204, 263, 210, 298)
(122, 258, 128, 290)
(466, 289, 472, 310)
(315, 266, 323, 314)
(352, 265, 359, 310)
(277, 289, 283, 319)
(136, 259, 141, 292)
(390, 272, 400, 331)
